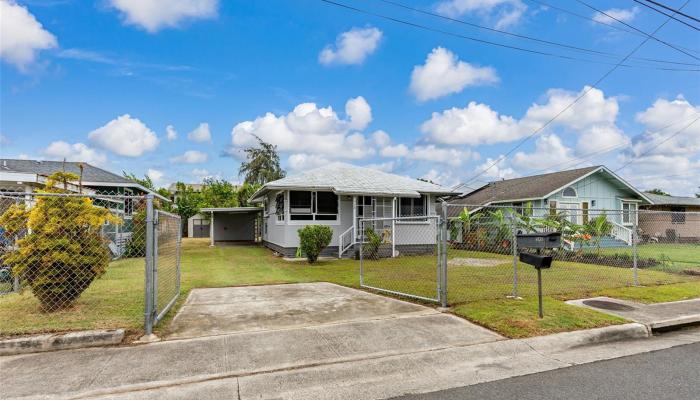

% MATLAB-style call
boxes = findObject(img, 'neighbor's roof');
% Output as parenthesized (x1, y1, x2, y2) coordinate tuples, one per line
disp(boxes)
(250, 163, 457, 201)
(645, 193, 700, 207)
(0, 159, 168, 201)
(453, 166, 649, 206)
(1, 159, 132, 184)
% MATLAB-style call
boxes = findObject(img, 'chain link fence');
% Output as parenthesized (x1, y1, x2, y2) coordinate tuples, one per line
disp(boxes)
(0, 192, 180, 336)
(358, 203, 699, 307)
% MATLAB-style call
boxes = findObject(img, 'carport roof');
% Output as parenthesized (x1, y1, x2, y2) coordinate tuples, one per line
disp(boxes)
(250, 162, 457, 202)
(201, 207, 263, 213)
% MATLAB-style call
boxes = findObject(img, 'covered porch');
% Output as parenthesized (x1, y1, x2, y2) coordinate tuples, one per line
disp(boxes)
(201, 207, 264, 246)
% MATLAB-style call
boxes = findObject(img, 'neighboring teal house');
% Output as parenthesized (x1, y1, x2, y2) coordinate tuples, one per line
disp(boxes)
(450, 166, 652, 247)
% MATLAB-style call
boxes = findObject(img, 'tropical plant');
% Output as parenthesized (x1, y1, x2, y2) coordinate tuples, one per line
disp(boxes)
(173, 182, 202, 234)
(238, 135, 286, 185)
(297, 225, 333, 264)
(200, 178, 238, 208)
(236, 182, 262, 207)
(362, 226, 383, 259)
(488, 208, 514, 248)
(584, 214, 614, 256)
(0, 172, 120, 311)
(514, 202, 539, 233)
(123, 171, 154, 190)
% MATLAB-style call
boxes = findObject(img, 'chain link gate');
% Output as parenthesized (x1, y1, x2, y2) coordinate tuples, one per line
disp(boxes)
(144, 195, 182, 335)
(359, 215, 447, 304)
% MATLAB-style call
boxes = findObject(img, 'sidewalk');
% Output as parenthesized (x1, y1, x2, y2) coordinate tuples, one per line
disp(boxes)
(567, 297, 700, 330)
(3, 323, 699, 400)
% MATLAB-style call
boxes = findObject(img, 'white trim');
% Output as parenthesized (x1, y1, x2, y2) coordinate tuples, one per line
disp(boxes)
(561, 186, 577, 198)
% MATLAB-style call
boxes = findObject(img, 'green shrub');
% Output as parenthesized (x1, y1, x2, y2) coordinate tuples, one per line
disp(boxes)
(362, 227, 382, 259)
(0, 172, 120, 312)
(297, 225, 333, 264)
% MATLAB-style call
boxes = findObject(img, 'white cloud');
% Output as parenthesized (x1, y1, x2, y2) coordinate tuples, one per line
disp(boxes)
(166, 125, 178, 141)
(0, 0, 57, 71)
(230, 97, 376, 160)
(108, 0, 218, 32)
(381, 144, 409, 158)
(512, 134, 575, 170)
(435, 0, 527, 29)
(410, 47, 498, 101)
(89, 114, 159, 157)
(421, 168, 460, 187)
(187, 122, 211, 143)
(422, 86, 626, 155)
(475, 156, 518, 180)
(288, 154, 332, 171)
(364, 161, 395, 172)
(41, 141, 107, 166)
(146, 168, 165, 187)
(346, 96, 372, 130)
(421, 101, 520, 145)
(372, 130, 391, 147)
(191, 168, 217, 180)
(592, 7, 639, 24)
(409, 145, 472, 166)
(616, 96, 700, 195)
(319, 26, 382, 66)
(170, 150, 208, 164)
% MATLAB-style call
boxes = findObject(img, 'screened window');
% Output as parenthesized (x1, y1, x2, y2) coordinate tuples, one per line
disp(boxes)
(622, 202, 637, 225)
(275, 193, 285, 222)
(671, 206, 686, 224)
(399, 195, 427, 217)
(289, 191, 338, 221)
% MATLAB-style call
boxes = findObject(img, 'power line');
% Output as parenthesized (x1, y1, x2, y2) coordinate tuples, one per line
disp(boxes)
(376, 0, 699, 67)
(576, 0, 699, 61)
(460, 1, 690, 187)
(631, 0, 700, 31)
(640, 0, 700, 23)
(524, 0, 700, 55)
(318, 0, 699, 71)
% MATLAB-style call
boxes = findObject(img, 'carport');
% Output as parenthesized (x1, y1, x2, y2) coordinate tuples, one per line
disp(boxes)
(201, 207, 263, 246)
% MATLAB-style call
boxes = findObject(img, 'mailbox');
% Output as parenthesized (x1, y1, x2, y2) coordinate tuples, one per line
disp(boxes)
(519, 252, 552, 270)
(516, 232, 561, 249)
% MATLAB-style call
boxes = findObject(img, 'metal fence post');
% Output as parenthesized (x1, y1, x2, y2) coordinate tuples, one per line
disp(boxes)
(511, 218, 519, 298)
(176, 217, 182, 295)
(143, 194, 155, 336)
(359, 219, 364, 287)
(440, 204, 448, 308)
(633, 210, 639, 286)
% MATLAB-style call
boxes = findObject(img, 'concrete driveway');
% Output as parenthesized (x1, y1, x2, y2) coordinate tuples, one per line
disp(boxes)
(166, 282, 490, 340)
(2, 283, 502, 399)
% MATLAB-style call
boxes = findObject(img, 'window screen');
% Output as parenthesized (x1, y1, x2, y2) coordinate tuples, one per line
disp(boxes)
(290, 191, 312, 213)
(671, 206, 686, 224)
(316, 192, 338, 214)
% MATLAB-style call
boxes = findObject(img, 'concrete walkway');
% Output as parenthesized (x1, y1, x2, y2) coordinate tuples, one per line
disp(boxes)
(567, 297, 700, 330)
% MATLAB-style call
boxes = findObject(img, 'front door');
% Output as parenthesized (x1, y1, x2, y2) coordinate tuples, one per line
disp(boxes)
(559, 203, 582, 225)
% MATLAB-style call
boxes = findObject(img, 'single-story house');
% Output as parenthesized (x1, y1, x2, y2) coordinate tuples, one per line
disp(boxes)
(199, 207, 263, 244)
(248, 163, 457, 258)
(640, 193, 700, 243)
(449, 166, 652, 247)
(0, 159, 168, 256)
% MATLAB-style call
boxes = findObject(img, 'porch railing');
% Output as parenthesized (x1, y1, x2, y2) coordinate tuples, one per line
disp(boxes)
(338, 225, 356, 258)
(610, 221, 633, 245)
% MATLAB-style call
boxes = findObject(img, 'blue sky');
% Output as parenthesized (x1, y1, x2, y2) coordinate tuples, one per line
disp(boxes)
(1, 0, 699, 194)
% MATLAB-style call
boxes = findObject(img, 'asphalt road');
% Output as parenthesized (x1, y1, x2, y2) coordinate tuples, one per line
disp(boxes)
(395, 341, 700, 400)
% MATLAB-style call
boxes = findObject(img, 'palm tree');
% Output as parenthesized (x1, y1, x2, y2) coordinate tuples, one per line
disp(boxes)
(238, 135, 286, 185)
(585, 214, 613, 256)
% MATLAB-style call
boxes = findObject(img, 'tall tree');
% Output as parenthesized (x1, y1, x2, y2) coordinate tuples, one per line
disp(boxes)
(123, 171, 154, 190)
(173, 182, 201, 235)
(646, 188, 670, 196)
(200, 178, 238, 208)
(238, 135, 285, 185)
(236, 182, 262, 207)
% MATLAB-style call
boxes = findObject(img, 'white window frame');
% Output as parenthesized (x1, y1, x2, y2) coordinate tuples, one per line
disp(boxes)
(559, 202, 582, 225)
(288, 190, 340, 225)
(621, 201, 638, 226)
(274, 192, 285, 224)
(396, 194, 431, 224)
(562, 186, 578, 198)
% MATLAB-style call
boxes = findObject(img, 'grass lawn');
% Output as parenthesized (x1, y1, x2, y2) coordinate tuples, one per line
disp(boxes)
(584, 243, 700, 270)
(1, 238, 697, 338)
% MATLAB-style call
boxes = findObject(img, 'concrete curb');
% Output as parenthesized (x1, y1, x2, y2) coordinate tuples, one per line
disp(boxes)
(522, 323, 650, 354)
(0, 329, 124, 356)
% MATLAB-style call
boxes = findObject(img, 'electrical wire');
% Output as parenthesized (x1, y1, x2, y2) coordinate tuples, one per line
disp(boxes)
(640, 0, 700, 23)
(376, 0, 699, 67)
(318, 0, 700, 71)
(631, 0, 700, 31)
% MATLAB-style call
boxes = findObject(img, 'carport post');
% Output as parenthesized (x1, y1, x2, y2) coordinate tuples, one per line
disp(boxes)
(209, 210, 214, 247)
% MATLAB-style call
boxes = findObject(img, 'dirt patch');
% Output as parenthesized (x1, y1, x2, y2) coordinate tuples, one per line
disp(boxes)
(448, 258, 509, 267)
